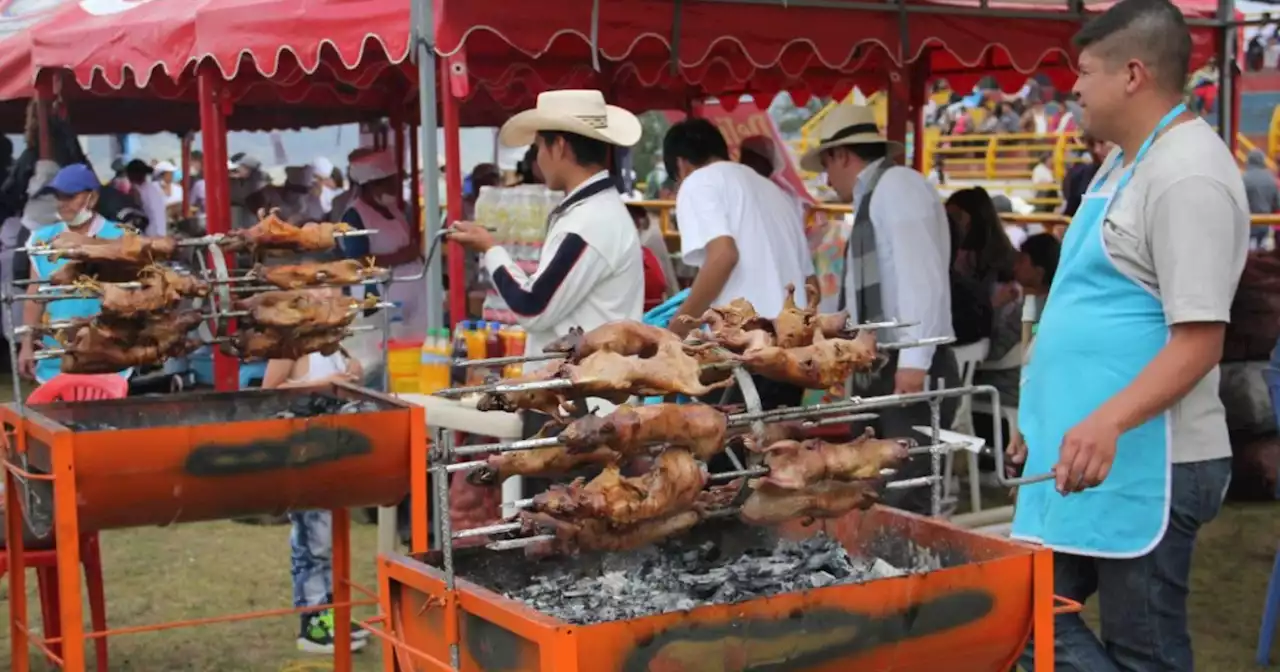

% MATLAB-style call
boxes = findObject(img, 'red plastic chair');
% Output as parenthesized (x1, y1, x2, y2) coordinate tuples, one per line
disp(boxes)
(1, 374, 124, 670)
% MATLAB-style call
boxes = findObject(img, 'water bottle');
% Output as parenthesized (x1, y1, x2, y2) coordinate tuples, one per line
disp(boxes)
(450, 321, 470, 387)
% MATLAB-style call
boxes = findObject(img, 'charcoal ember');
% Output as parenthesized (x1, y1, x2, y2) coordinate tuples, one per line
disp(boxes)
(500, 533, 910, 625)
(64, 420, 118, 431)
(273, 393, 378, 419)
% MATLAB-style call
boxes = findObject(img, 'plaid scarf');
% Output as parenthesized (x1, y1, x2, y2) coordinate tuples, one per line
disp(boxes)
(839, 160, 890, 322)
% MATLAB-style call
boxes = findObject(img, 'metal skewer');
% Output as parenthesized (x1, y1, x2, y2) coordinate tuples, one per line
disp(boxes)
(214, 301, 397, 320)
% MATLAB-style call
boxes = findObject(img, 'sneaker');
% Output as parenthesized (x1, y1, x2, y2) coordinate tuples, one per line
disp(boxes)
(297, 611, 368, 654)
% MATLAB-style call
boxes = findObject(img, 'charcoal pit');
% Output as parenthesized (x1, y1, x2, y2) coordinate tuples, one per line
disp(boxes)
(34, 390, 389, 431)
(460, 522, 943, 625)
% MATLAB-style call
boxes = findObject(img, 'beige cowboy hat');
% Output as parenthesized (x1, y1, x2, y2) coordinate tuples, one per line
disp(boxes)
(799, 104, 901, 173)
(499, 89, 642, 149)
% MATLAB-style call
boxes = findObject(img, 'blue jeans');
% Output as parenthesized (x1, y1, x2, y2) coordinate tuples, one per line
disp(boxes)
(290, 510, 333, 611)
(1019, 458, 1231, 671)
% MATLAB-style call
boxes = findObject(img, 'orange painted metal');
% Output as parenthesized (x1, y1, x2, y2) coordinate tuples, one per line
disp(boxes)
(2, 382, 425, 672)
(377, 507, 1063, 672)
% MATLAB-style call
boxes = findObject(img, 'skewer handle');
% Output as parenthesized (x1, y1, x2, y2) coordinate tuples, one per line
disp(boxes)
(487, 535, 554, 551)
(434, 377, 576, 399)
(454, 520, 522, 539)
(878, 335, 957, 351)
(452, 435, 562, 457)
(32, 349, 68, 360)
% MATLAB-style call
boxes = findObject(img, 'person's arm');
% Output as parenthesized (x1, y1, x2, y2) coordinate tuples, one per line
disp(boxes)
(670, 237, 738, 336)
(344, 351, 365, 380)
(260, 359, 297, 389)
(868, 170, 952, 379)
(482, 230, 617, 333)
(1057, 176, 1247, 492)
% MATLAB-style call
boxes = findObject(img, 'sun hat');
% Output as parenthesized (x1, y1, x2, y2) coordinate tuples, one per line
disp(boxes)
(498, 90, 641, 149)
(348, 148, 398, 186)
(799, 105, 901, 173)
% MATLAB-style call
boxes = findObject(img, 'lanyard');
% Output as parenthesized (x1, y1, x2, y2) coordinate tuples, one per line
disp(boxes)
(1088, 103, 1186, 197)
(547, 175, 616, 229)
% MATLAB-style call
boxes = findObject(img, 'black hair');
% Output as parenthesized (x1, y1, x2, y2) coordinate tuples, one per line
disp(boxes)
(946, 187, 1018, 283)
(848, 143, 889, 164)
(536, 131, 609, 169)
(662, 119, 730, 178)
(1021, 233, 1062, 288)
(516, 144, 542, 185)
(1073, 0, 1191, 94)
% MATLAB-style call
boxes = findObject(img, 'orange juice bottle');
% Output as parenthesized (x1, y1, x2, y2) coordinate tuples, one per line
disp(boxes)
(463, 324, 488, 386)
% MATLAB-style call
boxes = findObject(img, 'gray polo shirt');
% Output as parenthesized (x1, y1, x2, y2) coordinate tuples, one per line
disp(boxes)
(1094, 118, 1248, 463)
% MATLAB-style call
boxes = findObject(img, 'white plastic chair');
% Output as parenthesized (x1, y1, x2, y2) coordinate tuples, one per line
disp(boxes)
(946, 338, 989, 514)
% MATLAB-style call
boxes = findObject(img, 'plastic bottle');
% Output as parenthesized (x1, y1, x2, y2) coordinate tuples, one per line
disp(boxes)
(418, 334, 436, 394)
(463, 323, 488, 385)
(450, 321, 470, 387)
(432, 328, 453, 392)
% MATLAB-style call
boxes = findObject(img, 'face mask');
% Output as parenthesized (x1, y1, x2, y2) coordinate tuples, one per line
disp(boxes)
(68, 207, 94, 228)
(376, 192, 399, 210)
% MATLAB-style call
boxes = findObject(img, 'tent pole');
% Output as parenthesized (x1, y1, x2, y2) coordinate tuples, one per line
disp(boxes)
(1217, 0, 1236, 148)
(441, 58, 466, 327)
(413, 0, 445, 333)
(198, 67, 239, 391)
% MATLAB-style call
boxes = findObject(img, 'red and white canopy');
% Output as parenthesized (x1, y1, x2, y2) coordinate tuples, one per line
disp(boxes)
(0, 0, 1231, 131)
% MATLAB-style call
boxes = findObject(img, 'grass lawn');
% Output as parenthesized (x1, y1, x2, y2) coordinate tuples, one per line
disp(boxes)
(0, 502, 1273, 671)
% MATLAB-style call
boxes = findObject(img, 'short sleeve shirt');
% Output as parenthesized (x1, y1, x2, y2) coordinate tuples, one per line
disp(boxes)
(1094, 118, 1248, 463)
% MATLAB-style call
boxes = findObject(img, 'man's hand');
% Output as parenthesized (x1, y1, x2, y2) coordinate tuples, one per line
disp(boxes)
(1005, 428, 1027, 497)
(17, 341, 36, 381)
(1054, 412, 1121, 494)
(894, 368, 927, 394)
(448, 221, 495, 253)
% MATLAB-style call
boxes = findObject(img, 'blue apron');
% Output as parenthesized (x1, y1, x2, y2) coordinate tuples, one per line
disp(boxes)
(1011, 104, 1184, 558)
(30, 220, 134, 384)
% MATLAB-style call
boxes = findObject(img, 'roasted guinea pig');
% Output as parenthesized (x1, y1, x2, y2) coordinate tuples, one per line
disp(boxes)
(772, 281, 821, 349)
(528, 449, 707, 526)
(560, 341, 735, 398)
(59, 314, 202, 374)
(737, 329, 878, 392)
(468, 444, 622, 486)
(236, 291, 363, 332)
(558, 403, 728, 460)
(543, 321, 689, 362)
(94, 267, 211, 319)
(226, 327, 348, 360)
(253, 259, 380, 290)
(475, 367, 596, 420)
(222, 212, 350, 252)
(746, 428, 911, 490)
(47, 231, 178, 265)
(519, 509, 704, 556)
(738, 479, 883, 525)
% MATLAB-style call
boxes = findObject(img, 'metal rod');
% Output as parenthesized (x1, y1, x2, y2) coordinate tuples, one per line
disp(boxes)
(908, 441, 971, 457)
(444, 459, 487, 474)
(453, 520, 522, 539)
(886, 475, 941, 490)
(804, 412, 879, 426)
(32, 349, 66, 359)
(486, 535, 553, 551)
(434, 377, 576, 398)
(928, 378, 944, 517)
(849, 318, 918, 331)
(452, 436, 561, 457)
(451, 352, 566, 368)
(879, 335, 956, 352)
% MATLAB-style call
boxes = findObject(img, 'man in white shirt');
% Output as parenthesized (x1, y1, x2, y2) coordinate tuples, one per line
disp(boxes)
(125, 159, 168, 237)
(451, 90, 645, 365)
(665, 119, 816, 323)
(800, 105, 958, 514)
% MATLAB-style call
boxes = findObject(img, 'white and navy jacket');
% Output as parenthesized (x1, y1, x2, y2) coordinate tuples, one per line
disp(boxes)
(481, 172, 645, 365)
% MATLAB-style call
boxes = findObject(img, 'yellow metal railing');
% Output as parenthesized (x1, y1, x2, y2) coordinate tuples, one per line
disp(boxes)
(926, 131, 1084, 183)
(631, 200, 1280, 240)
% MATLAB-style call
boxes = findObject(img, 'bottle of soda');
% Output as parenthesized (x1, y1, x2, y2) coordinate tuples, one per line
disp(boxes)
(450, 321, 470, 387)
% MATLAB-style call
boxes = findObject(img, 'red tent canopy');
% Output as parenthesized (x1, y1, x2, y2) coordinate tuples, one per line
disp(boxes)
(0, 0, 1232, 131)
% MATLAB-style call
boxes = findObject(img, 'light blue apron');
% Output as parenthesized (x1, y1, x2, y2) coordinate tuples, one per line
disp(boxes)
(30, 219, 134, 384)
(1011, 104, 1184, 558)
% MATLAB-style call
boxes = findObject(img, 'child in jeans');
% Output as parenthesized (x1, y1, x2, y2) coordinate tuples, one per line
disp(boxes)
(262, 318, 370, 654)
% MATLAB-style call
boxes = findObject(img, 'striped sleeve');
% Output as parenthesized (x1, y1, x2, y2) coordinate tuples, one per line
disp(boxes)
(483, 233, 608, 331)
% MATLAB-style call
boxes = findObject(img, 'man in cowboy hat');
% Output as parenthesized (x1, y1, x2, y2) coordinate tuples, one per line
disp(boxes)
(451, 90, 645, 371)
(800, 104, 957, 515)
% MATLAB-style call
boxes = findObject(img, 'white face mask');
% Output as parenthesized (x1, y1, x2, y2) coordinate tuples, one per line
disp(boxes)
(67, 207, 95, 228)
(376, 193, 399, 210)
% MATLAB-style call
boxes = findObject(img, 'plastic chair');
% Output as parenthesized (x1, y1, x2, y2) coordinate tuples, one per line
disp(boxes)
(4, 374, 123, 670)
(946, 339, 989, 515)
(972, 343, 1021, 457)
(1258, 545, 1280, 666)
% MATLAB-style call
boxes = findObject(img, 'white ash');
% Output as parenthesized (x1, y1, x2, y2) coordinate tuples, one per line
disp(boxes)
(503, 535, 919, 625)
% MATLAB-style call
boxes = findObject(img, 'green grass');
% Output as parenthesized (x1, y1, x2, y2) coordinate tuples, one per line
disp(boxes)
(0, 503, 1272, 671)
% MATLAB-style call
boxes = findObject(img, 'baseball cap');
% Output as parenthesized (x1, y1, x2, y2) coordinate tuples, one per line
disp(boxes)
(154, 160, 178, 173)
(125, 158, 153, 176)
(38, 164, 101, 197)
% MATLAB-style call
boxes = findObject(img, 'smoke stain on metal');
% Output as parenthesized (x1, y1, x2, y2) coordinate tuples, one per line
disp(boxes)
(621, 591, 996, 672)
(463, 613, 539, 672)
(184, 426, 373, 476)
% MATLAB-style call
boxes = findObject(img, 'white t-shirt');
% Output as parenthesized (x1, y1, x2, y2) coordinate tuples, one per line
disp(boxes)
(675, 161, 815, 318)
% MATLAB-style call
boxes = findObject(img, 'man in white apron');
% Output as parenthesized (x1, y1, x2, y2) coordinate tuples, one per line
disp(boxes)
(339, 148, 427, 341)
(1008, 1, 1246, 668)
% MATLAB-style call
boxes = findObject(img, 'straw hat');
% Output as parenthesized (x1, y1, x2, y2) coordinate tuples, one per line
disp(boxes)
(799, 105, 900, 173)
(498, 90, 641, 149)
